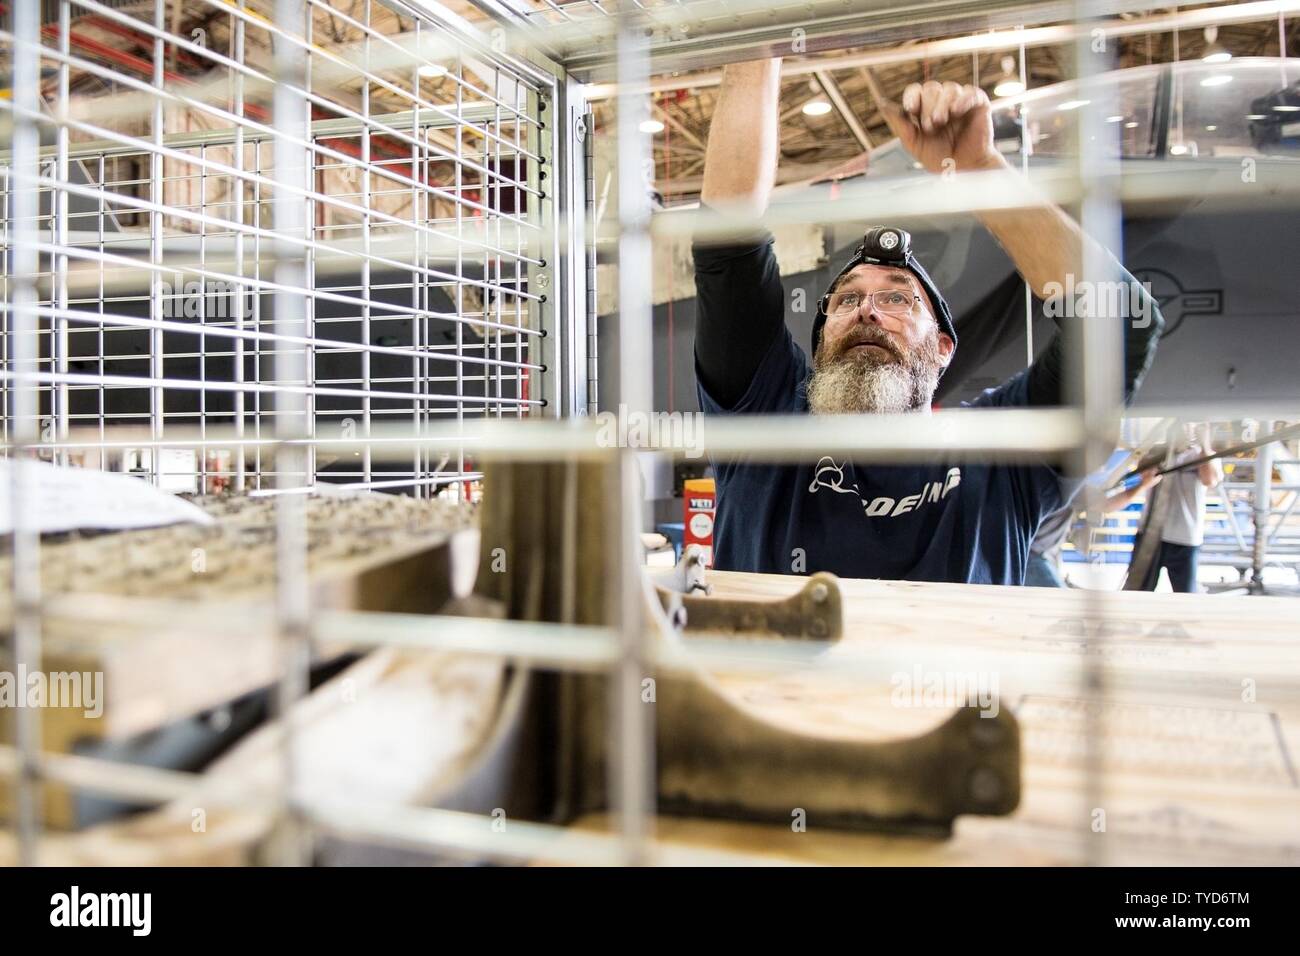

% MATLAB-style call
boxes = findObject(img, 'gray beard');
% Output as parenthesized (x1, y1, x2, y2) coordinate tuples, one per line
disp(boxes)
(806, 337, 942, 415)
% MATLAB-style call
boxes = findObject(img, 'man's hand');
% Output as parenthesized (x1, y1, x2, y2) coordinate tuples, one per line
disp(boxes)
(882, 81, 1003, 175)
(1106, 466, 1161, 511)
(872, 77, 1081, 298)
(1197, 424, 1224, 488)
(1137, 466, 1161, 491)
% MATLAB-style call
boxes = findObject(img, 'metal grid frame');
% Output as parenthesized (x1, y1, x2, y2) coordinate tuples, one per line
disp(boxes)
(1204, 435, 1300, 580)
(2, 0, 563, 496)
(2, 0, 1299, 867)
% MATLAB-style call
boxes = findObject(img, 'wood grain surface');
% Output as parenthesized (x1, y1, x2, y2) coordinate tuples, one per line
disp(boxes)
(566, 572, 1300, 865)
(5, 549, 1298, 864)
(0, 493, 476, 827)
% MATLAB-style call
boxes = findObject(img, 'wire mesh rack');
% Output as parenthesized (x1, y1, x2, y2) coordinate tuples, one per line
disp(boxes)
(1, 0, 562, 496)
(2, 0, 1300, 869)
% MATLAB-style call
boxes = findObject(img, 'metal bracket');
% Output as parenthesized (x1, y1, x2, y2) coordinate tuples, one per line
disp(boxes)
(655, 688, 1019, 836)
(653, 546, 843, 641)
(464, 460, 1021, 840)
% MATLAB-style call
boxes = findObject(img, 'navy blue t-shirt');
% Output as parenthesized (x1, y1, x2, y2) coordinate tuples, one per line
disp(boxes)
(698, 328, 1077, 585)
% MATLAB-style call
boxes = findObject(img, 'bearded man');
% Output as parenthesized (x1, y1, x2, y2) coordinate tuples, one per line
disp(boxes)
(692, 59, 1163, 584)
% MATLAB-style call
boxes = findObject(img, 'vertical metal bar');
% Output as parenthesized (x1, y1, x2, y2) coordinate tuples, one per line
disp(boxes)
(199, 142, 208, 492)
(253, 139, 264, 490)
(305, 9, 317, 489)
(455, 47, 466, 495)
(271, 0, 314, 866)
(584, 103, 598, 417)
(97, 154, 106, 455)
(554, 74, 589, 420)
(533, 74, 554, 419)
(493, 71, 504, 420)
(1070, 0, 1123, 868)
(361, 0, 373, 485)
(1253, 427, 1276, 591)
(1213, 471, 1249, 554)
(1019, 31, 1034, 367)
(55, 0, 71, 463)
(411, 21, 423, 489)
(149, 0, 166, 484)
(1265, 452, 1298, 546)
(610, 9, 655, 867)
(1281, 10, 1289, 79)
(233, 9, 248, 493)
(1171, 16, 1182, 149)
(1, 161, 7, 450)
(2, 160, 9, 450)
(420, 85, 432, 487)
(514, 79, 524, 418)
(8, 0, 47, 866)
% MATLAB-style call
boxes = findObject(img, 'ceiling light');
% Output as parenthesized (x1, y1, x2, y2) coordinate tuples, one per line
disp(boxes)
(1205, 125, 1217, 131)
(1200, 74, 1233, 87)
(1106, 114, 1125, 123)
(1057, 99, 1090, 111)
(802, 99, 833, 117)
(418, 64, 448, 78)
(1170, 143, 1189, 155)
(639, 118, 665, 134)
(991, 55, 1025, 98)
(1246, 113, 1268, 120)
(1202, 26, 1232, 64)
(1124, 121, 1140, 128)
(1273, 105, 1300, 112)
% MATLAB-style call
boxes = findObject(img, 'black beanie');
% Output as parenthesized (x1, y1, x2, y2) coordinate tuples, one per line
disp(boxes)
(811, 226, 957, 358)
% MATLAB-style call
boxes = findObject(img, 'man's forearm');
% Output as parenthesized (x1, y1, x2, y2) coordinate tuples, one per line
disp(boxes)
(970, 153, 1087, 298)
(1106, 485, 1143, 511)
(1107, 474, 1154, 511)
(976, 152, 1163, 408)
(700, 59, 782, 217)
(1198, 448, 1223, 487)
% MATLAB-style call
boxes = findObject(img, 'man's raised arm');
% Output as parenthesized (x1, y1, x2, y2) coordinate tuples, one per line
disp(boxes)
(881, 80, 1163, 411)
(700, 59, 783, 216)
(693, 59, 789, 411)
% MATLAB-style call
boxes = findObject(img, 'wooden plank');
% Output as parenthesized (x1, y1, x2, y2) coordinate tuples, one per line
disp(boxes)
(0, 493, 476, 827)
(8, 559, 1298, 864)
(0, 646, 508, 865)
(614, 571, 1300, 864)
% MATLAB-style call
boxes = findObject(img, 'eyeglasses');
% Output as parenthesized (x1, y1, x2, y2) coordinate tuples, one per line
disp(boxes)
(827, 289, 921, 316)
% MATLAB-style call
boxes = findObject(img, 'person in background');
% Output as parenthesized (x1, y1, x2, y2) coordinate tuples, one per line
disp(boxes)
(1026, 467, 1160, 587)
(1130, 424, 1223, 593)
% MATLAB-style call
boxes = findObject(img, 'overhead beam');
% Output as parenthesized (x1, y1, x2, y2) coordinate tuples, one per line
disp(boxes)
(813, 70, 872, 151)
(584, 0, 1300, 97)
(653, 100, 707, 152)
